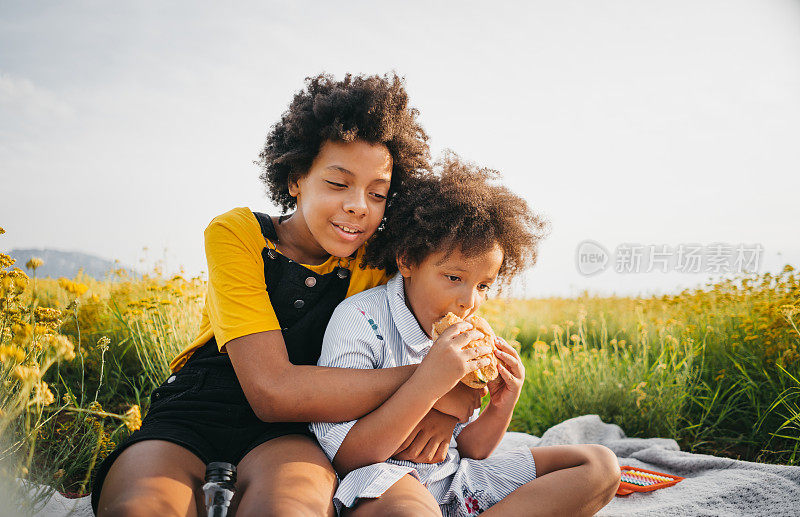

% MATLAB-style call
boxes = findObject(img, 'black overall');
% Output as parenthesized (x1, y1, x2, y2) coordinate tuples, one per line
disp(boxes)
(91, 212, 352, 513)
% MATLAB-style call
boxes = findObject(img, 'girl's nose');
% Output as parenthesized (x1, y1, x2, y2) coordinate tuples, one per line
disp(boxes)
(343, 191, 368, 217)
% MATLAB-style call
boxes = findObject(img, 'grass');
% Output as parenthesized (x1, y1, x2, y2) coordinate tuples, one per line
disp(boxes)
(1, 230, 798, 513)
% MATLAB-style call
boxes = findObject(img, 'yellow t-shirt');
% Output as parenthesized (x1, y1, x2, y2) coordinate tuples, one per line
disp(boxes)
(169, 207, 389, 372)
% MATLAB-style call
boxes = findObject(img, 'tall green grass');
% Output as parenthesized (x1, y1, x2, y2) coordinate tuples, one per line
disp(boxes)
(2, 243, 798, 515)
(479, 266, 800, 465)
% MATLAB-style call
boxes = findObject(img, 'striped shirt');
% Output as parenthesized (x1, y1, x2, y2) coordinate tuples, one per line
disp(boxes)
(310, 273, 482, 507)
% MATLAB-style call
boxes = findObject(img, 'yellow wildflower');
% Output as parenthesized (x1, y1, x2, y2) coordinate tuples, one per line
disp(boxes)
(0, 254, 15, 269)
(0, 226, 5, 234)
(780, 305, 799, 319)
(123, 405, 142, 431)
(25, 257, 44, 271)
(633, 381, 647, 408)
(35, 307, 62, 323)
(11, 323, 33, 346)
(0, 345, 26, 363)
(58, 278, 89, 297)
(8, 269, 29, 293)
(97, 336, 110, 353)
(29, 381, 55, 406)
(12, 364, 41, 383)
(533, 340, 549, 354)
(34, 324, 54, 334)
(44, 334, 76, 361)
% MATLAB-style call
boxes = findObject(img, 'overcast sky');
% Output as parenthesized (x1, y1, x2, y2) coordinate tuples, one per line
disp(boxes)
(2, 1, 799, 297)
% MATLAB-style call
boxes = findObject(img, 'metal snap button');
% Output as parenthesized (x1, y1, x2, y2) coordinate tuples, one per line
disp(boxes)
(294, 299, 305, 309)
(305, 276, 317, 287)
(166, 375, 176, 384)
(337, 268, 350, 279)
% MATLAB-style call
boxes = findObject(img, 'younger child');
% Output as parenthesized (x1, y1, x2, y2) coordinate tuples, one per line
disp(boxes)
(312, 155, 621, 516)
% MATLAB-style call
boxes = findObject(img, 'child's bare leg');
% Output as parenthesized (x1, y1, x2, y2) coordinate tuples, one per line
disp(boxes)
(96, 440, 206, 517)
(234, 434, 338, 517)
(482, 444, 620, 517)
(344, 474, 441, 517)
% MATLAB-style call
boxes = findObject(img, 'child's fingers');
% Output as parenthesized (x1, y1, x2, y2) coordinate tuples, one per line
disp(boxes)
(496, 361, 515, 385)
(394, 428, 419, 456)
(463, 345, 493, 360)
(494, 348, 523, 378)
(495, 337, 522, 361)
(437, 321, 475, 341)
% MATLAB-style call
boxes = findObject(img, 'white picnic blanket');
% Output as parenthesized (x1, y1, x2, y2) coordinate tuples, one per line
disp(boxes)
(23, 415, 800, 516)
(501, 415, 800, 516)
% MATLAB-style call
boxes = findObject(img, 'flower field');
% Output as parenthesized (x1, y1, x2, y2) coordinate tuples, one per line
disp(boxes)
(1, 226, 798, 513)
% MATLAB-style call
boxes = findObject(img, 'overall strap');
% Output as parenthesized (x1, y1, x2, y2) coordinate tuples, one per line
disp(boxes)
(252, 211, 278, 243)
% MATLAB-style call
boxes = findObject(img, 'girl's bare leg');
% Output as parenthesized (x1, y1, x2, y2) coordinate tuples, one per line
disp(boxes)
(482, 444, 620, 517)
(233, 434, 338, 517)
(95, 440, 206, 517)
(344, 474, 441, 517)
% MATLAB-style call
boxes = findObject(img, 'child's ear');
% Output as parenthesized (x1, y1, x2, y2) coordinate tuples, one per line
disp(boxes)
(287, 173, 300, 198)
(396, 254, 413, 278)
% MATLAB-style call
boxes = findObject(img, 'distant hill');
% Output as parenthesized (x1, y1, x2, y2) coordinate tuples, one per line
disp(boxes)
(2, 248, 137, 280)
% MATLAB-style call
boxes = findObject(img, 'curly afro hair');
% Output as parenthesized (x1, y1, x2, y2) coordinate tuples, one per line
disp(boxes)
(364, 152, 549, 285)
(257, 72, 430, 212)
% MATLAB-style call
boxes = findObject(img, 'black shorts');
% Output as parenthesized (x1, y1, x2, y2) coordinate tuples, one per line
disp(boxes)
(90, 340, 314, 514)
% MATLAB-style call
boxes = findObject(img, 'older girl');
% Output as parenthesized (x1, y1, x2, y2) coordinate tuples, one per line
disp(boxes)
(92, 74, 483, 516)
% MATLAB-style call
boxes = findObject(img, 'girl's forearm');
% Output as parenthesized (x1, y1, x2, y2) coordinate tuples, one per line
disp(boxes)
(227, 332, 468, 423)
(256, 362, 418, 422)
(455, 404, 514, 460)
(332, 375, 440, 474)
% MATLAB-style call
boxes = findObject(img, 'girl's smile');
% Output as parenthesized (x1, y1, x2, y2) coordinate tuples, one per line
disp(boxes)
(276, 140, 393, 264)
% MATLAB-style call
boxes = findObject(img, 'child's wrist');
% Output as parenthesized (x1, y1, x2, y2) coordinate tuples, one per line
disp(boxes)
(487, 394, 519, 413)
(412, 361, 459, 399)
(408, 368, 452, 404)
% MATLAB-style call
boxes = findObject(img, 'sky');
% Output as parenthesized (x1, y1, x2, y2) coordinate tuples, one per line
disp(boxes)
(1, 0, 799, 297)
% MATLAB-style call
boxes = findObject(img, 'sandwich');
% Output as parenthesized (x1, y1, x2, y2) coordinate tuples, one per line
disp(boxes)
(432, 312, 499, 388)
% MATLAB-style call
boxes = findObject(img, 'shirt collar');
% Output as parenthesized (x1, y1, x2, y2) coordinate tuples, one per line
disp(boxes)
(387, 273, 432, 352)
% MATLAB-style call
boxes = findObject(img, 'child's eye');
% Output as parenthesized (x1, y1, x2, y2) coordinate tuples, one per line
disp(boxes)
(478, 284, 491, 292)
(370, 192, 387, 201)
(325, 181, 347, 188)
(446, 275, 461, 282)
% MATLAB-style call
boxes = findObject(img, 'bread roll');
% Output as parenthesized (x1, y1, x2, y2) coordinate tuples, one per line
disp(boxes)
(432, 312, 498, 388)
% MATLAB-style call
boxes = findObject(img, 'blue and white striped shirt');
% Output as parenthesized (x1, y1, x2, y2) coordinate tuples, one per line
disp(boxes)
(310, 273, 480, 502)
